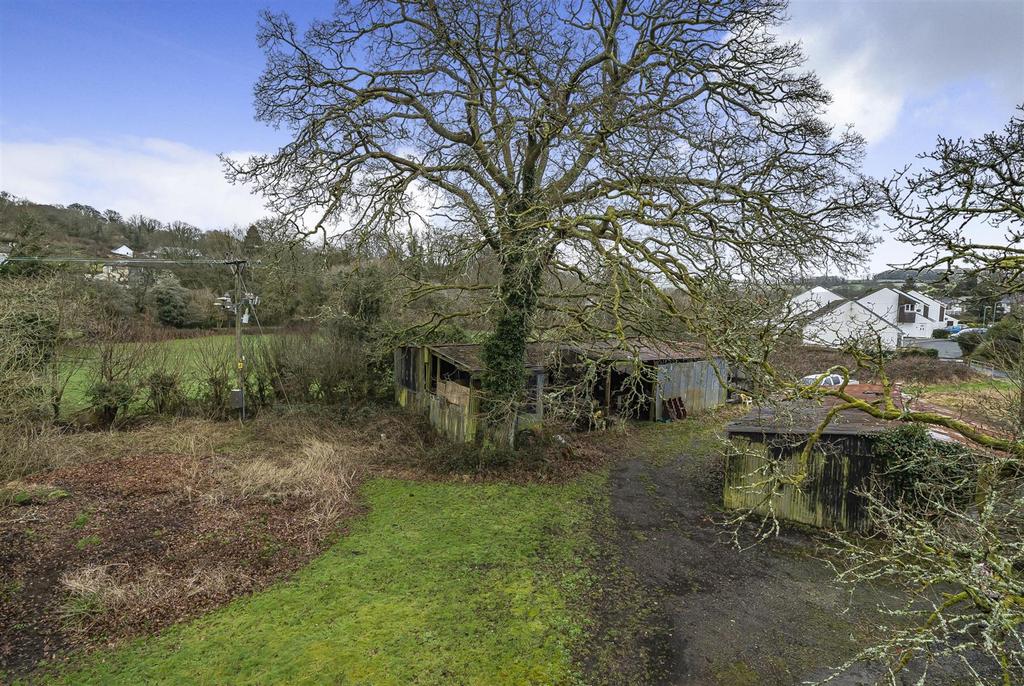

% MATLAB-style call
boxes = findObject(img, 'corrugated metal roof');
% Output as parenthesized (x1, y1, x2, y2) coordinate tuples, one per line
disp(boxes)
(422, 339, 713, 372)
(571, 339, 713, 362)
(427, 342, 556, 373)
(727, 385, 894, 436)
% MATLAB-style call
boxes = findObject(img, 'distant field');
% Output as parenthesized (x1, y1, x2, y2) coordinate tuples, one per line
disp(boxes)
(61, 334, 264, 415)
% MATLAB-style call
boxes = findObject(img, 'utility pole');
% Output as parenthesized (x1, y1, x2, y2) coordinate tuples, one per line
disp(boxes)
(229, 259, 247, 421)
(4, 253, 256, 420)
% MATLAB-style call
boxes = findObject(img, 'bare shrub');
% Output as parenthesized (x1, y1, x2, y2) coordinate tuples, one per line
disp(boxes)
(82, 318, 149, 428)
(258, 332, 373, 405)
(770, 345, 859, 381)
(770, 344, 982, 385)
(0, 278, 61, 426)
(191, 335, 234, 418)
(0, 423, 86, 481)
(881, 356, 982, 385)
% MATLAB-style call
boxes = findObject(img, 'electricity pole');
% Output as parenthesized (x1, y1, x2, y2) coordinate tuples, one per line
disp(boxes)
(5, 254, 255, 420)
(228, 259, 247, 422)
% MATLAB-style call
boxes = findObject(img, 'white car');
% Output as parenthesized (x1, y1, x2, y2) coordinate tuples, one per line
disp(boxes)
(800, 373, 857, 387)
(950, 327, 987, 339)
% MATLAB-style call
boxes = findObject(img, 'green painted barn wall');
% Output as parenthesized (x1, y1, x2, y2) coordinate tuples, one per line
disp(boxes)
(723, 434, 878, 532)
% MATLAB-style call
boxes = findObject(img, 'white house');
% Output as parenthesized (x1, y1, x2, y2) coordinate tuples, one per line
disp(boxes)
(856, 288, 958, 339)
(936, 296, 966, 317)
(801, 299, 904, 349)
(92, 245, 135, 283)
(789, 286, 960, 349)
(788, 286, 844, 315)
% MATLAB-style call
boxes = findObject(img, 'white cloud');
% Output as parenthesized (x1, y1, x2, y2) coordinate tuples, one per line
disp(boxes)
(0, 136, 268, 228)
(781, 0, 1024, 144)
(818, 43, 905, 142)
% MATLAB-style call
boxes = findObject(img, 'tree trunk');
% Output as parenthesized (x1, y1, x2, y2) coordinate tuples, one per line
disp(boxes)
(480, 230, 543, 449)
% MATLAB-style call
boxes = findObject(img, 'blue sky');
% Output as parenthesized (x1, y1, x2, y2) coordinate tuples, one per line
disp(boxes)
(1, 0, 1022, 272)
(0, 0, 331, 150)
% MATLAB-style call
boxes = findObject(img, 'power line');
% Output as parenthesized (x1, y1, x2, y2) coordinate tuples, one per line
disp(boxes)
(1, 256, 247, 266)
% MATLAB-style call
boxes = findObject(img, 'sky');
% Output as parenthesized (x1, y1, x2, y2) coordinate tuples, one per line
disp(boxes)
(0, 0, 1022, 273)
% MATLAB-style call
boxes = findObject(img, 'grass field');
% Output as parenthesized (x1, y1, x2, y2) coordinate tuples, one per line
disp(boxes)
(45, 476, 602, 685)
(907, 377, 1018, 431)
(60, 334, 257, 415)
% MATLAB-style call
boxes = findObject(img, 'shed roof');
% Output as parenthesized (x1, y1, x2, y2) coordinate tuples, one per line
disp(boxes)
(727, 385, 893, 437)
(420, 338, 713, 372)
(427, 342, 556, 373)
(571, 339, 713, 363)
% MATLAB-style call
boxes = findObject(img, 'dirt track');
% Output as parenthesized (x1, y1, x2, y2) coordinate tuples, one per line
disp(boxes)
(585, 418, 982, 685)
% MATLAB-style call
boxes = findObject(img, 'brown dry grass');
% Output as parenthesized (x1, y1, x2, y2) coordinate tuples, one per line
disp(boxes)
(2, 406, 436, 674)
(207, 438, 359, 537)
(770, 345, 983, 385)
(59, 563, 252, 634)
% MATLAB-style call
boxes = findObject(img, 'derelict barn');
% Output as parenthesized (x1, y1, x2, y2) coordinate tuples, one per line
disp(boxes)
(575, 341, 728, 421)
(723, 387, 892, 532)
(394, 340, 728, 443)
(394, 343, 553, 444)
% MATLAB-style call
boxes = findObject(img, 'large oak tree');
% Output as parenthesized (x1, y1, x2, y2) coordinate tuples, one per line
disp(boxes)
(228, 0, 874, 434)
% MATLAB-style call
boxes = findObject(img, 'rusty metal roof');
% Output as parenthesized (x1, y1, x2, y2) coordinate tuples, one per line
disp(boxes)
(421, 339, 713, 373)
(727, 385, 894, 437)
(570, 339, 714, 363)
(426, 342, 557, 373)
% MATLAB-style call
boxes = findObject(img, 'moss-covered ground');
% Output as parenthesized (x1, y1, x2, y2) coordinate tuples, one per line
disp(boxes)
(47, 476, 603, 685)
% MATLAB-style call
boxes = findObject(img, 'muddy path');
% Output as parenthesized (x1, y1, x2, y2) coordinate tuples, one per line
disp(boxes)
(582, 418, 976, 685)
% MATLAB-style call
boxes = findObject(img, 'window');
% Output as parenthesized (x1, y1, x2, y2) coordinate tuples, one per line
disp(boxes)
(903, 303, 915, 312)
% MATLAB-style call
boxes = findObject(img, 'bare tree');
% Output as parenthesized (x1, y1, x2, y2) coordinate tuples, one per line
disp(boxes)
(884, 105, 1024, 289)
(227, 0, 875, 439)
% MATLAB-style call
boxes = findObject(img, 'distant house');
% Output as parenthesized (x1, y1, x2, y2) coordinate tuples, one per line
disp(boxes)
(857, 288, 958, 337)
(393, 340, 728, 443)
(801, 299, 905, 349)
(788, 286, 844, 315)
(936, 296, 966, 317)
(790, 287, 959, 349)
(996, 294, 1023, 317)
(92, 245, 136, 283)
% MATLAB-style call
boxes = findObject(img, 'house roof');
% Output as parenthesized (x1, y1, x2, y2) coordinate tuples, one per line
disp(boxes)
(849, 300, 904, 331)
(805, 298, 849, 319)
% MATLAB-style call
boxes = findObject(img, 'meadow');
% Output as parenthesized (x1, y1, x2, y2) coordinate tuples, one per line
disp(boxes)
(59, 334, 264, 416)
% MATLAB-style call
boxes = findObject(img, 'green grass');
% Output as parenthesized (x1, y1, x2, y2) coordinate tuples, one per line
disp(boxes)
(60, 334, 254, 414)
(49, 475, 603, 685)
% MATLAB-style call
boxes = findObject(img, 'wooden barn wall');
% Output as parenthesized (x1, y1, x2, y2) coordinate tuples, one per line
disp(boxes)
(394, 346, 479, 443)
(428, 392, 479, 443)
(723, 433, 878, 532)
(655, 359, 727, 419)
